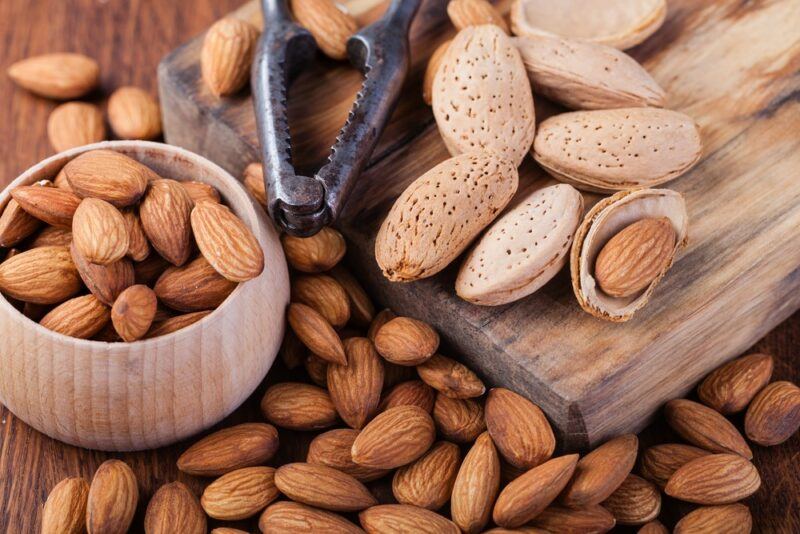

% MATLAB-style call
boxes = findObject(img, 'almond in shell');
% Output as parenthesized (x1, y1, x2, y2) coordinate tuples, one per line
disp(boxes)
(433, 394, 486, 443)
(177, 423, 279, 476)
(392, 441, 461, 510)
(328, 337, 385, 429)
(674, 504, 752, 534)
(154, 257, 237, 312)
(0, 245, 81, 304)
(201, 17, 260, 97)
(72, 197, 130, 265)
(664, 399, 752, 459)
(111, 284, 158, 341)
(560, 434, 639, 508)
(140, 178, 194, 266)
(698, 352, 774, 415)
(40, 295, 110, 339)
(201, 466, 279, 520)
(281, 226, 346, 273)
(107, 86, 162, 140)
(42, 477, 89, 534)
(259, 501, 364, 533)
(359, 504, 460, 534)
(86, 460, 138, 534)
(665, 453, 761, 505)
(63, 149, 154, 207)
(744, 380, 800, 446)
(7, 53, 100, 99)
(485, 388, 555, 470)
(10, 185, 81, 228)
(274, 462, 377, 512)
(47, 102, 106, 152)
(307, 428, 390, 482)
(260, 382, 339, 431)
(290, 0, 358, 60)
(601, 474, 661, 526)
(351, 405, 436, 469)
(451, 431, 501, 534)
(144, 481, 206, 534)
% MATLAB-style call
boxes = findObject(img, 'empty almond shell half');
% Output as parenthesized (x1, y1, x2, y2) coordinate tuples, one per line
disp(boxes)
(456, 184, 583, 305)
(570, 188, 688, 322)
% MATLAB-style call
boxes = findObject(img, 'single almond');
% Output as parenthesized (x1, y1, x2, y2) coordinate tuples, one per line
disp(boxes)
(485, 388, 555, 470)
(665, 453, 761, 505)
(0, 199, 41, 247)
(260, 501, 364, 533)
(374, 316, 439, 366)
(560, 434, 639, 508)
(368, 308, 396, 343)
(417, 353, 485, 399)
(292, 273, 351, 328)
(329, 264, 375, 326)
(72, 197, 130, 265)
(0, 245, 81, 304)
(274, 462, 377, 512)
(111, 284, 158, 341)
(11, 185, 81, 228)
(154, 256, 238, 312)
(133, 253, 170, 286)
(290, 0, 358, 60)
(181, 180, 221, 204)
(7, 53, 99, 99)
(305, 353, 329, 387)
(433, 394, 486, 443)
(327, 337, 385, 429)
(122, 209, 150, 261)
(531, 504, 616, 533)
(140, 178, 194, 266)
(201, 17, 259, 97)
(674, 504, 753, 534)
(638, 520, 669, 534)
(392, 441, 461, 510)
(451, 431, 501, 534)
(71, 241, 135, 306)
(422, 39, 451, 106)
(664, 399, 753, 459)
(260, 382, 339, 431)
(242, 162, 266, 208)
(307, 428, 390, 482)
(638, 443, 710, 488)
(144, 481, 206, 534)
(108, 86, 162, 140)
(698, 353, 774, 415)
(744, 380, 800, 446)
(42, 477, 89, 534)
(47, 102, 106, 153)
(86, 460, 138, 534)
(63, 149, 154, 207)
(201, 466, 279, 520)
(40, 295, 110, 339)
(359, 504, 460, 534)
(53, 168, 72, 191)
(210, 529, 249, 534)
(447, 0, 509, 33)
(379, 380, 436, 413)
(351, 405, 436, 469)
(281, 226, 346, 273)
(601, 474, 661, 526)
(145, 310, 211, 338)
(287, 302, 346, 365)
(30, 226, 73, 248)
(177, 423, 279, 476)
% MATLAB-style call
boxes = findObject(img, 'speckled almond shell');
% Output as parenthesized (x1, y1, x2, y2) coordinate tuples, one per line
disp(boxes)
(375, 152, 518, 282)
(510, 0, 667, 50)
(512, 34, 665, 110)
(533, 108, 702, 193)
(456, 184, 583, 306)
(571, 188, 688, 322)
(432, 25, 536, 167)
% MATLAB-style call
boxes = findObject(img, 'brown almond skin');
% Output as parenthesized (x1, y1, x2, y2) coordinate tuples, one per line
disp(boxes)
(181, 180, 221, 204)
(601, 474, 661, 526)
(289, 0, 358, 60)
(417, 353, 485, 399)
(307, 428, 390, 482)
(0, 246, 81, 305)
(242, 162, 266, 208)
(72, 197, 130, 265)
(433, 394, 486, 443)
(86, 459, 138, 534)
(260, 501, 365, 533)
(40, 295, 110, 339)
(665, 453, 761, 505)
(485, 388, 555, 469)
(638, 521, 669, 534)
(305, 353, 329, 387)
(379, 380, 436, 413)
(145, 310, 211, 338)
(351, 405, 436, 469)
(329, 264, 375, 326)
(328, 337, 385, 429)
(664, 399, 753, 459)
(451, 432, 501, 534)
(359, 504, 460, 534)
(422, 39, 452, 105)
(288, 302, 347, 365)
(493, 454, 579, 528)
(201, 466, 279, 520)
(260, 382, 339, 431)
(368, 308, 397, 342)
(63, 149, 154, 207)
(108, 86, 162, 140)
(292, 273, 351, 328)
(140, 179, 194, 266)
(71, 242, 135, 306)
(281, 227, 346, 273)
(744, 380, 800, 446)
(392, 441, 461, 510)
(698, 353, 774, 414)
(154, 256, 238, 312)
(144, 481, 206, 534)
(177, 423, 279, 476)
(11, 185, 82, 228)
(560, 434, 639, 508)
(47, 101, 106, 152)
(447, 0, 509, 32)
(275, 462, 377, 512)
(0, 198, 41, 247)
(42, 477, 89, 534)
(280, 329, 306, 369)
(674, 504, 753, 534)
(7, 53, 99, 99)
(111, 285, 158, 342)
(382, 361, 418, 389)
(210, 529, 249, 534)
(532, 505, 616, 533)
(374, 316, 439, 366)
(30, 226, 73, 248)
(133, 253, 170, 286)
(122, 209, 150, 261)
(201, 17, 259, 97)
(639, 443, 710, 488)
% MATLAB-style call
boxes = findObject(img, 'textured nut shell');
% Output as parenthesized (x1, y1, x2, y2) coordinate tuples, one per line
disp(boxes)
(71, 242, 135, 306)
(307, 428, 390, 482)
(140, 179, 194, 266)
(433, 394, 486, 443)
(510, 0, 667, 50)
(351, 405, 436, 469)
(201, 18, 259, 97)
(144, 481, 206, 534)
(359, 504, 460, 534)
(260, 501, 365, 533)
(432, 26, 535, 166)
(111, 284, 158, 341)
(0, 245, 81, 304)
(664, 399, 753, 459)
(422, 39, 451, 106)
(177, 423, 279, 476)
(274, 462, 377, 512)
(571, 188, 688, 322)
(291, 0, 358, 60)
(665, 453, 761, 505)
(698, 353, 774, 414)
(7, 53, 100, 99)
(513, 34, 665, 110)
(72, 198, 130, 265)
(447, 0, 509, 33)
(40, 295, 110, 339)
(674, 504, 752, 534)
(457, 184, 582, 305)
(260, 382, 339, 431)
(451, 432, 501, 534)
(601, 474, 661, 526)
(86, 460, 138, 534)
(108, 86, 162, 140)
(534, 108, 702, 192)
(201, 466, 279, 520)
(744, 380, 800, 446)
(47, 102, 106, 152)
(154, 257, 237, 312)
(327, 337, 385, 429)
(561, 434, 638, 507)
(42, 477, 89, 534)
(376, 152, 518, 282)
(392, 441, 461, 510)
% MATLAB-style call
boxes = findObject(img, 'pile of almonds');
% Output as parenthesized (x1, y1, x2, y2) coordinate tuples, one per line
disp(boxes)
(40, 228, 800, 532)
(0, 149, 264, 341)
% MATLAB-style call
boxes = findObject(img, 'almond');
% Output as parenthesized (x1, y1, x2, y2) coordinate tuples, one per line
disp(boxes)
(288, 302, 347, 365)
(433, 394, 486, 443)
(448, 0, 508, 32)
(674, 504, 752, 534)
(665, 453, 761, 504)
(275, 462, 377, 512)
(0, 245, 81, 304)
(533, 108, 702, 193)
(260, 382, 339, 431)
(698, 353, 774, 415)
(392, 441, 461, 510)
(531, 504, 616, 533)
(260, 501, 365, 533)
(485, 388, 555, 470)
(451, 431, 501, 533)
(601, 474, 660, 526)
(380, 380, 436, 413)
(177, 423, 279, 476)
(11, 185, 81, 228)
(72, 197, 130, 265)
(47, 102, 106, 152)
(63, 149, 154, 206)
(242, 162, 266, 208)
(594, 217, 677, 298)
(307, 428, 390, 482)
(154, 256, 237, 312)
(280, 329, 306, 369)
(71, 242, 135, 306)
(664, 399, 753, 459)
(744, 380, 800, 446)
(122, 209, 150, 261)
(144, 481, 206, 534)
(86, 459, 138, 534)
(201, 17, 259, 97)
(0, 199, 40, 247)
(53, 168, 73, 190)
(7, 53, 99, 99)
(422, 39, 451, 106)
(210, 529, 249, 534)
(290, 0, 358, 60)
(201, 466, 279, 520)
(145, 310, 211, 338)
(493, 454, 579, 528)
(375, 153, 518, 281)
(359, 504, 460, 534)
(140, 178, 194, 266)
(329, 264, 375, 326)
(351, 405, 436, 469)
(42, 477, 89, 534)
(107, 86, 162, 140)
(560, 434, 639, 508)
(328, 337, 385, 429)
(374, 316, 439, 366)
(639, 443, 710, 489)
(181, 180, 221, 204)
(416, 353, 485, 398)
(638, 521, 669, 534)
(31, 226, 73, 248)
(281, 226, 346, 273)
(111, 284, 158, 341)
(368, 308, 397, 343)
(40, 295, 109, 338)
(292, 273, 351, 327)
(305, 353, 329, 387)
(133, 253, 170, 286)
(432, 26, 534, 166)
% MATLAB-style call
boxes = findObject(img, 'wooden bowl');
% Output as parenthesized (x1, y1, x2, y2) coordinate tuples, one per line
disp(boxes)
(0, 141, 289, 451)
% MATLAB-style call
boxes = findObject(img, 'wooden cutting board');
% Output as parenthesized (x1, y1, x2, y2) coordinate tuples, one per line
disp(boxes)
(158, 0, 800, 449)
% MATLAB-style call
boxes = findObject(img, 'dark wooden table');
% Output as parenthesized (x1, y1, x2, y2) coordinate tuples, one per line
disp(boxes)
(0, 1, 797, 533)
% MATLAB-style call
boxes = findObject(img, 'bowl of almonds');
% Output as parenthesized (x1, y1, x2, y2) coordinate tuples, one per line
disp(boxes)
(0, 141, 289, 451)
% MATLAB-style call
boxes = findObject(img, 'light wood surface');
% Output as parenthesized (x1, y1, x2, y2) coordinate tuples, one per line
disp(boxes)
(0, 141, 290, 451)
